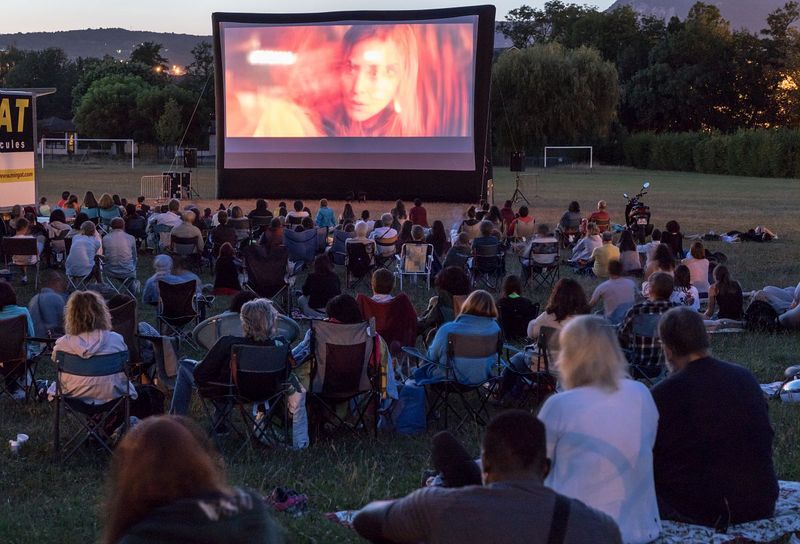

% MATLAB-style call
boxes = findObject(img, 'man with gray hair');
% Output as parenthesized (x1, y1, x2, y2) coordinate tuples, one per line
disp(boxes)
(102, 217, 137, 279)
(652, 307, 778, 527)
(169, 209, 204, 252)
(369, 212, 399, 258)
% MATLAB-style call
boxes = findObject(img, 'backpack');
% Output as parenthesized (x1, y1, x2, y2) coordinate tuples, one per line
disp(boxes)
(130, 384, 166, 419)
(744, 300, 779, 333)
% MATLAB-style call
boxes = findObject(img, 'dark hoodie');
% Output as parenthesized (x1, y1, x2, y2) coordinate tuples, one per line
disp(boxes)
(119, 487, 285, 544)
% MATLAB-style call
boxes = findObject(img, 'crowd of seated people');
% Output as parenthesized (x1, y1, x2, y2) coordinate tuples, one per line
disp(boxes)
(1, 191, 794, 544)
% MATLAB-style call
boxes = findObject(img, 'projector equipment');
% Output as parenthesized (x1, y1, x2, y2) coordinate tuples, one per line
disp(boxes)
(162, 172, 194, 199)
(183, 148, 197, 169)
(510, 152, 525, 173)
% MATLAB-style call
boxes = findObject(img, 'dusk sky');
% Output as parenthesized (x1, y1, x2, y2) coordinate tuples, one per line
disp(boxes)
(2, 1, 616, 35)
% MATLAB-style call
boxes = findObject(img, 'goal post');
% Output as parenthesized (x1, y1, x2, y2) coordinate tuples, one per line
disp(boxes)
(40, 137, 136, 169)
(543, 146, 593, 169)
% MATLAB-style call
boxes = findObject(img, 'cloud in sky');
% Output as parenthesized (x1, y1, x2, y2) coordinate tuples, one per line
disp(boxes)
(1, 0, 615, 35)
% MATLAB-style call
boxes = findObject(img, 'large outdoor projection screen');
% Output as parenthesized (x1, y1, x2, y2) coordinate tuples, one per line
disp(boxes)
(213, 6, 495, 201)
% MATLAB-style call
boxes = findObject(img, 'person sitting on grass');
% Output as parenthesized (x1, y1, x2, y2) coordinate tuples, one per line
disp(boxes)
(617, 229, 643, 276)
(248, 198, 272, 220)
(704, 265, 743, 322)
(101, 415, 284, 544)
(590, 231, 620, 278)
(644, 243, 676, 282)
(652, 307, 778, 527)
(618, 272, 677, 371)
(539, 315, 661, 544)
(298, 254, 341, 318)
(587, 200, 610, 232)
(570, 222, 601, 266)
(589, 260, 636, 325)
(670, 264, 700, 311)
(681, 241, 710, 295)
(353, 410, 623, 544)
(637, 228, 661, 266)
(38, 196, 50, 217)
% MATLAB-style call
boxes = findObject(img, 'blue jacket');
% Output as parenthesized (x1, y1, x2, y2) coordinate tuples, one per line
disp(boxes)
(414, 314, 500, 386)
(315, 207, 337, 229)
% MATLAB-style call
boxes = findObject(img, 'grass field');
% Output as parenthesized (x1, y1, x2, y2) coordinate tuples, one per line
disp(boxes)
(1, 161, 799, 543)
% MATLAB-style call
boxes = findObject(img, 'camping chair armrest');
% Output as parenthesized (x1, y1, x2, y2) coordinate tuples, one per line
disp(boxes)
(27, 336, 58, 345)
(401, 346, 437, 366)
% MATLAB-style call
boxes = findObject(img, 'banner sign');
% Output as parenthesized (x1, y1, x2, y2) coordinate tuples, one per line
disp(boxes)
(0, 91, 36, 206)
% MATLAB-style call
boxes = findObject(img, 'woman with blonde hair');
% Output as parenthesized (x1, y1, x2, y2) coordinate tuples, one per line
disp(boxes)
(413, 289, 501, 385)
(50, 290, 133, 404)
(101, 415, 283, 544)
(538, 315, 661, 544)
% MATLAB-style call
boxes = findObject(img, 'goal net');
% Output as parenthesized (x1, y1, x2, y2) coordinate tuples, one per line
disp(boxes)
(543, 146, 593, 169)
(40, 138, 135, 169)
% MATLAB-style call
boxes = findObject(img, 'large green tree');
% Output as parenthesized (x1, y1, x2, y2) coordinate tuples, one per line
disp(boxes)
(491, 43, 619, 158)
(2, 48, 78, 119)
(73, 75, 152, 140)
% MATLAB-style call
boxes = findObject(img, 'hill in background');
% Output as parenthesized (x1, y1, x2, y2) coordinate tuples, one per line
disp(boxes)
(607, 0, 791, 32)
(0, 28, 208, 67)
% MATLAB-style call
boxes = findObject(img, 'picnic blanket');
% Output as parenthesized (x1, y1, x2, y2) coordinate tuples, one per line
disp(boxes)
(655, 481, 800, 543)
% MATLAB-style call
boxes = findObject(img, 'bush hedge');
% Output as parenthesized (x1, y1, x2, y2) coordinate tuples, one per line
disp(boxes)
(621, 129, 800, 178)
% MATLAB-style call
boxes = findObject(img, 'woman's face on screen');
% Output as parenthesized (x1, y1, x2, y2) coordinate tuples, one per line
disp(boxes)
(341, 37, 402, 122)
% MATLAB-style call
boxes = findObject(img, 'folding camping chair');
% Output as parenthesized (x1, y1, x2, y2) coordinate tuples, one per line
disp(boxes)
(228, 217, 251, 243)
(345, 240, 375, 289)
(469, 244, 504, 290)
(501, 326, 559, 412)
(0, 315, 34, 402)
(626, 313, 668, 387)
(98, 208, 121, 233)
(157, 280, 200, 350)
(308, 319, 380, 439)
(330, 230, 355, 266)
(198, 343, 292, 453)
(170, 235, 204, 273)
(284, 228, 317, 269)
(48, 229, 69, 268)
(152, 223, 173, 254)
(520, 240, 560, 291)
(192, 312, 301, 351)
(374, 234, 398, 269)
(242, 245, 293, 313)
(52, 350, 130, 462)
(396, 243, 434, 290)
(404, 330, 503, 431)
(357, 293, 418, 378)
(108, 295, 149, 383)
(2, 237, 40, 289)
(315, 227, 329, 254)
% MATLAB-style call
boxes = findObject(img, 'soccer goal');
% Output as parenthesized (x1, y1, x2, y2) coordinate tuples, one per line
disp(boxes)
(543, 146, 593, 169)
(40, 138, 136, 169)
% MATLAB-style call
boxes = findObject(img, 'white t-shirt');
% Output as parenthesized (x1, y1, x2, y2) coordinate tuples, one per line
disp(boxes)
(539, 380, 661, 544)
(526, 311, 571, 340)
(670, 286, 700, 311)
(591, 277, 636, 317)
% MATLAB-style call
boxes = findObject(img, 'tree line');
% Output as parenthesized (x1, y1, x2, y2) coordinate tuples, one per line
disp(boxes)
(0, 41, 214, 148)
(493, 1, 800, 166)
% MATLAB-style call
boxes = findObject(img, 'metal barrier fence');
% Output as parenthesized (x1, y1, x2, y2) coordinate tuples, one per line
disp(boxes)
(140, 175, 171, 202)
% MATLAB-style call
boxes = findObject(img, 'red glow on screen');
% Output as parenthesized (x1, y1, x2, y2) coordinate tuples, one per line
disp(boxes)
(223, 22, 475, 138)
